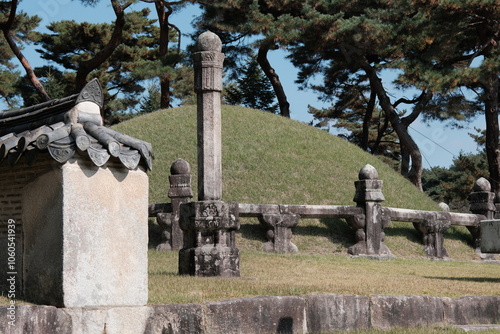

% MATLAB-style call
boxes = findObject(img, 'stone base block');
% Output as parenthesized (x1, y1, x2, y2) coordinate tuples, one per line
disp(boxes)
(348, 241, 393, 258)
(22, 159, 148, 307)
(179, 245, 240, 277)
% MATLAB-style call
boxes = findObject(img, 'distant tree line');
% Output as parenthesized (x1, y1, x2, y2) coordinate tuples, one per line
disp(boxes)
(0, 0, 498, 196)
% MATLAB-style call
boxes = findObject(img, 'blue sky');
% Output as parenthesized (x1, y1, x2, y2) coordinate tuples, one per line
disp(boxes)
(14, 0, 484, 168)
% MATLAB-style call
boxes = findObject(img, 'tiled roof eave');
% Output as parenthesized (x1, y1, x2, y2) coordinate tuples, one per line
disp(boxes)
(0, 79, 153, 171)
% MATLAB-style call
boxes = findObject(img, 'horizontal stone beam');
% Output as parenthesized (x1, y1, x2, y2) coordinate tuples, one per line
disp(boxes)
(384, 207, 483, 226)
(238, 203, 363, 219)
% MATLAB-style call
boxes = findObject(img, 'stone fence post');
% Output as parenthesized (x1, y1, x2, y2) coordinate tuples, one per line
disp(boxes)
(156, 159, 193, 251)
(348, 164, 392, 257)
(469, 177, 495, 253)
(178, 31, 240, 277)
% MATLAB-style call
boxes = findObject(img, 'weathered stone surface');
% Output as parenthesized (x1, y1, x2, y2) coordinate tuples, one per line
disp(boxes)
(0, 305, 72, 334)
(480, 220, 500, 253)
(156, 159, 193, 251)
(305, 294, 370, 332)
(422, 217, 451, 258)
(259, 213, 299, 253)
(370, 295, 445, 330)
(469, 178, 496, 257)
(350, 165, 392, 257)
(194, 31, 224, 201)
(63, 306, 151, 334)
(443, 296, 500, 325)
(2, 295, 500, 333)
(179, 200, 240, 277)
(145, 304, 205, 334)
(205, 296, 306, 334)
(22, 156, 149, 307)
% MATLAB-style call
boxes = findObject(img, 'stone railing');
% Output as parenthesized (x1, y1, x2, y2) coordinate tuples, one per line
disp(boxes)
(149, 161, 494, 260)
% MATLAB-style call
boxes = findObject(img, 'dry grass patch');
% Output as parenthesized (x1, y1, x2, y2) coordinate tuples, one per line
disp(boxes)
(147, 249, 500, 305)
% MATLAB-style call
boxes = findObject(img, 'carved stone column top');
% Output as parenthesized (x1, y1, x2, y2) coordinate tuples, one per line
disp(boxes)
(469, 177, 496, 215)
(197, 31, 223, 52)
(169, 159, 194, 199)
(354, 165, 385, 203)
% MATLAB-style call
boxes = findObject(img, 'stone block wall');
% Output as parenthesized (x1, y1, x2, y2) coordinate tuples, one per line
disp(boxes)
(0, 154, 55, 294)
(1, 294, 499, 333)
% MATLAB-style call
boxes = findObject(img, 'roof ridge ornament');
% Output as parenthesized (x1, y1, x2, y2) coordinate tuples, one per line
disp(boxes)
(76, 78, 104, 109)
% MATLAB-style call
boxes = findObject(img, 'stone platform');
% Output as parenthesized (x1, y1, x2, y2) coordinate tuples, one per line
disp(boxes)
(1, 294, 499, 333)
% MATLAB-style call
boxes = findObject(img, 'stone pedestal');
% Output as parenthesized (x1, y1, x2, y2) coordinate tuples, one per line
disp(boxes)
(348, 164, 392, 257)
(179, 201, 240, 277)
(22, 157, 148, 307)
(422, 217, 450, 258)
(259, 213, 299, 253)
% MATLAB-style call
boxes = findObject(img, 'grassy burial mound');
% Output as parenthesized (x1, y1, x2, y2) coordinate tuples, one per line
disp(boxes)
(114, 105, 479, 260)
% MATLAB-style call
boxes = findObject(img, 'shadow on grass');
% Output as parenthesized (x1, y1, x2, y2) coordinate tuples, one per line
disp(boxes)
(239, 217, 355, 250)
(295, 218, 355, 249)
(238, 219, 268, 243)
(387, 222, 476, 249)
(384, 225, 422, 244)
(424, 276, 500, 283)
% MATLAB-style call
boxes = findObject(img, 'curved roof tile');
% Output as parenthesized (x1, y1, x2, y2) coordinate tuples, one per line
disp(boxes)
(0, 79, 153, 170)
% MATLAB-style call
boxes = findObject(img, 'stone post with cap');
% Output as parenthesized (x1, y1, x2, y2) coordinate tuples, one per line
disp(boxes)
(469, 177, 495, 256)
(348, 164, 392, 257)
(178, 31, 240, 277)
(156, 159, 193, 251)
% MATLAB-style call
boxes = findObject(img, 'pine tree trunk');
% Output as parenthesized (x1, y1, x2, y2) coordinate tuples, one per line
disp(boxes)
(155, 1, 172, 109)
(257, 44, 290, 118)
(362, 61, 423, 190)
(484, 74, 500, 193)
(361, 90, 376, 150)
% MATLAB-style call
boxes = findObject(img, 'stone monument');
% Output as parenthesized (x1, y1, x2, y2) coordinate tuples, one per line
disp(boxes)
(0, 79, 152, 307)
(178, 31, 240, 277)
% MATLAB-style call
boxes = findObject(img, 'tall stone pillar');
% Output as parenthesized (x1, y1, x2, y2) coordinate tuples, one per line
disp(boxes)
(348, 164, 392, 257)
(179, 31, 240, 277)
(194, 30, 224, 201)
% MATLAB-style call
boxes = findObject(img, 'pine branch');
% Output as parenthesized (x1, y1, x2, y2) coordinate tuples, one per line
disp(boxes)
(1, 0, 51, 102)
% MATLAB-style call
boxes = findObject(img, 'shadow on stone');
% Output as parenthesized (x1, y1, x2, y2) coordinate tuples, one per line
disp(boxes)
(277, 316, 294, 334)
(148, 219, 163, 249)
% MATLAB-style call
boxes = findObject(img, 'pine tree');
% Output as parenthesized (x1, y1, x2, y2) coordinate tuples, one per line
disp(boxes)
(35, 8, 160, 123)
(224, 56, 278, 113)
